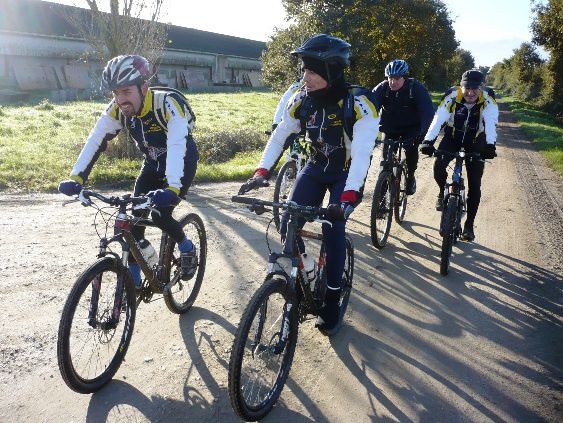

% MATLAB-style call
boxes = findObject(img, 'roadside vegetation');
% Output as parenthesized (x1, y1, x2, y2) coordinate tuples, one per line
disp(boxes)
(500, 96, 563, 175)
(0, 92, 278, 191)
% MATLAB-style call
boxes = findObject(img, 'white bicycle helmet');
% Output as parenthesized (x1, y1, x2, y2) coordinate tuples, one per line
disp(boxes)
(102, 55, 150, 90)
(385, 60, 409, 77)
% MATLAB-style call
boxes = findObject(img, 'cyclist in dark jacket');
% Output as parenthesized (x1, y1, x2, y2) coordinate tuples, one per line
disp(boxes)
(420, 69, 499, 241)
(240, 34, 379, 336)
(372, 59, 434, 194)
(58, 55, 199, 283)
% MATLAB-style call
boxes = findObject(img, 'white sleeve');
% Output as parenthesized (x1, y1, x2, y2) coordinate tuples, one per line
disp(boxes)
(164, 96, 190, 190)
(259, 92, 303, 171)
(482, 96, 499, 144)
(71, 101, 122, 181)
(345, 95, 380, 192)
(424, 97, 453, 141)
(273, 80, 302, 125)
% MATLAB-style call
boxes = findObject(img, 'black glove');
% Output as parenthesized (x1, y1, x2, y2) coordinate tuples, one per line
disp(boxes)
(238, 174, 269, 195)
(481, 144, 497, 159)
(58, 179, 83, 196)
(420, 140, 436, 157)
(327, 202, 354, 221)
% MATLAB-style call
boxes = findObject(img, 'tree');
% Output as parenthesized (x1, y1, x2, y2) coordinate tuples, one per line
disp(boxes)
(531, 0, 563, 115)
(444, 48, 475, 87)
(263, 0, 459, 91)
(62, 0, 168, 66)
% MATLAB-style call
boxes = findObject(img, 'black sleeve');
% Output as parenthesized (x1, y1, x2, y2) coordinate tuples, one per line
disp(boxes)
(371, 81, 386, 111)
(413, 80, 435, 135)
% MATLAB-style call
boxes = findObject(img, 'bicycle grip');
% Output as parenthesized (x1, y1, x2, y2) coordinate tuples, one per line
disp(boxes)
(231, 195, 258, 205)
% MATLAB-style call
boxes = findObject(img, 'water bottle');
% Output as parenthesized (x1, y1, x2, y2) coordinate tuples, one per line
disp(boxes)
(138, 239, 158, 268)
(301, 253, 317, 283)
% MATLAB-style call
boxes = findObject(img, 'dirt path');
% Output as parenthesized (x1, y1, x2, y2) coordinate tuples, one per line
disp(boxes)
(1, 103, 562, 422)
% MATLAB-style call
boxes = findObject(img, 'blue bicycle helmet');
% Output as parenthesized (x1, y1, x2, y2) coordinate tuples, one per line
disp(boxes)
(385, 59, 409, 77)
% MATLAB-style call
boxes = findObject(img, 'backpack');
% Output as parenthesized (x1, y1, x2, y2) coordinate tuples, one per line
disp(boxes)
(150, 86, 196, 130)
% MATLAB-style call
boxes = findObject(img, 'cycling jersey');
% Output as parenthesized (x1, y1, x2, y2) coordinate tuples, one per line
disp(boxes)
(259, 88, 380, 193)
(425, 86, 498, 148)
(372, 78, 434, 139)
(70, 87, 199, 193)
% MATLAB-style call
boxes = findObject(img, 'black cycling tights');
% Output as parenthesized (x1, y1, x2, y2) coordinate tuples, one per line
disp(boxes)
(434, 156, 485, 227)
(131, 163, 196, 243)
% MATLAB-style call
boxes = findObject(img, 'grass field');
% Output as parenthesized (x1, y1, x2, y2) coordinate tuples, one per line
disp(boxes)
(0, 92, 278, 191)
(2, 89, 560, 192)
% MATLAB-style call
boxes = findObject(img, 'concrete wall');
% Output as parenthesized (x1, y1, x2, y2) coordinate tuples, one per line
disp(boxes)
(0, 32, 264, 100)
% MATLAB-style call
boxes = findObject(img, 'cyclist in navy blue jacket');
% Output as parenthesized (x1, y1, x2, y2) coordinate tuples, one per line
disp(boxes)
(239, 34, 379, 336)
(372, 60, 434, 194)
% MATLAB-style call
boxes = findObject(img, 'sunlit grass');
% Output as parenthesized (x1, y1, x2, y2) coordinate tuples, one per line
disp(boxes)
(0, 92, 279, 191)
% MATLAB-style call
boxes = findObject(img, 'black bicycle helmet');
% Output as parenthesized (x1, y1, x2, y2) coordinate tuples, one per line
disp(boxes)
(385, 59, 409, 77)
(102, 55, 150, 91)
(291, 34, 351, 67)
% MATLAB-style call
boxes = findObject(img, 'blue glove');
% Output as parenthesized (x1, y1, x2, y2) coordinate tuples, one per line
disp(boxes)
(148, 188, 178, 207)
(58, 180, 83, 196)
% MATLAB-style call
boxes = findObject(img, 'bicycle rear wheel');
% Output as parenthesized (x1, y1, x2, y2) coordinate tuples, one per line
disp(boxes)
(273, 160, 298, 231)
(57, 257, 136, 393)
(339, 235, 355, 318)
(163, 213, 207, 314)
(394, 160, 408, 224)
(370, 171, 394, 248)
(228, 276, 298, 421)
(440, 196, 458, 275)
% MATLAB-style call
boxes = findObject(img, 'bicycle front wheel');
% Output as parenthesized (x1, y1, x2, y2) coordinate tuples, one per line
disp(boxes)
(228, 276, 298, 421)
(440, 196, 458, 276)
(394, 160, 408, 224)
(370, 171, 394, 248)
(57, 257, 136, 394)
(163, 213, 207, 314)
(273, 160, 298, 231)
(339, 236, 355, 318)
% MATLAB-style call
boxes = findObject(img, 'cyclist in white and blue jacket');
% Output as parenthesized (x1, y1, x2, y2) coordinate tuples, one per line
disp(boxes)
(58, 55, 199, 282)
(240, 34, 380, 336)
(421, 69, 499, 241)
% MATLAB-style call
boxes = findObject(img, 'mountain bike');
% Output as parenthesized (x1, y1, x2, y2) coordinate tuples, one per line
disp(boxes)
(56, 190, 207, 394)
(370, 138, 410, 248)
(272, 136, 309, 231)
(228, 195, 354, 421)
(436, 149, 481, 275)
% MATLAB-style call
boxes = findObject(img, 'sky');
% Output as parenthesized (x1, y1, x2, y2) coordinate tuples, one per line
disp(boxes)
(45, 0, 541, 67)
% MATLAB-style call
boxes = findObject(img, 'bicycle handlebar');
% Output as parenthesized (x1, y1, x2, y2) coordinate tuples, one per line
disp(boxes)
(231, 196, 329, 219)
(434, 149, 482, 159)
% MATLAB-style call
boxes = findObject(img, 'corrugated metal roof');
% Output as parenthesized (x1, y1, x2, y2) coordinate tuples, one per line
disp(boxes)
(0, 0, 266, 59)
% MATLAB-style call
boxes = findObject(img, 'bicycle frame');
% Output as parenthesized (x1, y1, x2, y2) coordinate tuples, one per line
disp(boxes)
(77, 191, 170, 327)
(233, 196, 329, 352)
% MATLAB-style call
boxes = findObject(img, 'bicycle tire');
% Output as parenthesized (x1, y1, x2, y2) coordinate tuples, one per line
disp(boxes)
(273, 160, 298, 231)
(339, 235, 355, 318)
(440, 196, 458, 276)
(370, 171, 394, 249)
(228, 276, 298, 421)
(57, 257, 136, 394)
(394, 160, 408, 224)
(163, 213, 207, 314)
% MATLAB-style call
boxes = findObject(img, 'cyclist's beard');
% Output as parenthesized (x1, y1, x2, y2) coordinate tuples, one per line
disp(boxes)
(119, 102, 136, 117)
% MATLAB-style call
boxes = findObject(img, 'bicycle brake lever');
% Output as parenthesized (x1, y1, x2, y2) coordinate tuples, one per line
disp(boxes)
(249, 204, 271, 215)
(78, 191, 92, 207)
(315, 218, 333, 227)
